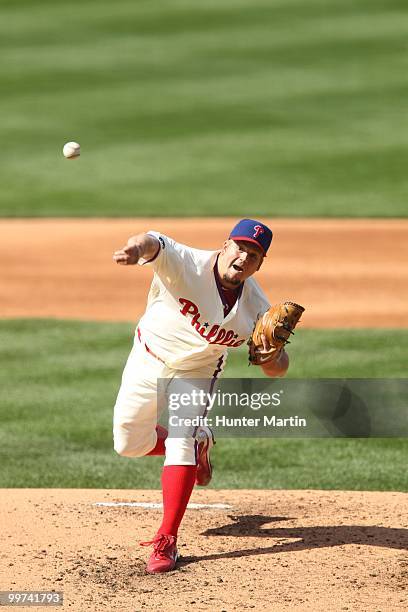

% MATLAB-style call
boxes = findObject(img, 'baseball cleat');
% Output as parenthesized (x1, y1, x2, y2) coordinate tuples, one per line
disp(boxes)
(140, 533, 179, 574)
(195, 426, 215, 486)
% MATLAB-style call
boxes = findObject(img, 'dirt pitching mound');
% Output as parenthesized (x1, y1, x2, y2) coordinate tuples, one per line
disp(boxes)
(1, 489, 407, 611)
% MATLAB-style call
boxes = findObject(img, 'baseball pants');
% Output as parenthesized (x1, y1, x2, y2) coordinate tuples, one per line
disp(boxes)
(113, 334, 224, 465)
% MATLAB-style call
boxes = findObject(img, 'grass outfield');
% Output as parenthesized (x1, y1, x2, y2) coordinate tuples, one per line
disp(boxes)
(1, 0, 408, 217)
(0, 319, 407, 490)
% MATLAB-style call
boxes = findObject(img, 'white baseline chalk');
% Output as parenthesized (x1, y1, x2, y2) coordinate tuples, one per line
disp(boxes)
(93, 502, 232, 509)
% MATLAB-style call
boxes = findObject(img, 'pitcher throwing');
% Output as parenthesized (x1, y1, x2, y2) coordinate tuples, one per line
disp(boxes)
(112, 219, 300, 574)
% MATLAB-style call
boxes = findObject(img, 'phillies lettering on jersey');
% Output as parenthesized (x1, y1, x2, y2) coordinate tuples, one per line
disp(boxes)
(179, 298, 246, 347)
(136, 232, 270, 370)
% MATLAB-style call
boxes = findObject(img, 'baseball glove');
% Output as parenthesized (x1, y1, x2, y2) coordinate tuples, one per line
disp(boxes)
(248, 302, 305, 365)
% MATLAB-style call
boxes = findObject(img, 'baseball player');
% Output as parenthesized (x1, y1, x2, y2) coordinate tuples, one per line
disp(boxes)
(112, 219, 289, 574)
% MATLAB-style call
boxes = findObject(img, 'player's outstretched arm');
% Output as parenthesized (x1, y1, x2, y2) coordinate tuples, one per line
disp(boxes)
(113, 233, 160, 265)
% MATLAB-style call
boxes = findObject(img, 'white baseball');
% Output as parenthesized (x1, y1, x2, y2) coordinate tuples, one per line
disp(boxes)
(63, 141, 80, 159)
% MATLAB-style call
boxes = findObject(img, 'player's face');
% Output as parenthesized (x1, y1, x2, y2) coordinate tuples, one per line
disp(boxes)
(218, 239, 264, 288)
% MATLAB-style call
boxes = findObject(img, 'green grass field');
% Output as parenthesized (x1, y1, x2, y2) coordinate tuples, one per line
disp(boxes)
(0, 319, 406, 490)
(1, 0, 407, 217)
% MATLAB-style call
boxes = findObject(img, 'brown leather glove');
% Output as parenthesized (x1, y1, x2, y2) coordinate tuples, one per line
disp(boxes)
(248, 302, 305, 365)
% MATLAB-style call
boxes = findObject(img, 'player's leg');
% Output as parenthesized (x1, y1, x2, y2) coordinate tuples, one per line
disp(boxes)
(170, 361, 224, 486)
(142, 371, 220, 573)
(195, 424, 216, 486)
(113, 342, 167, 457)
(145, 423, 167, 455)
(114, 342, 182, 572)
(140, 359, 225, 574)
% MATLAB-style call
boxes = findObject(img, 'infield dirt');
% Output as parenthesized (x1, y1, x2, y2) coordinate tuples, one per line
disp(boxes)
(1, 489, 407, 611)
(1, 218, 407, 327)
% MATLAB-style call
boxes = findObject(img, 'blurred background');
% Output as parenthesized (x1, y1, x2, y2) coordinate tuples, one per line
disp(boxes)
(1, 0, 407, 217)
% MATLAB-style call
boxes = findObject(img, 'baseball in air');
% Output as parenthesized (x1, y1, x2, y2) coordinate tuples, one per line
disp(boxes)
(63, 141, 80, 159)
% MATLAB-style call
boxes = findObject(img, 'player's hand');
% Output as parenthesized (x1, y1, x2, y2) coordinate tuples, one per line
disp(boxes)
(113, 244, 141, 265)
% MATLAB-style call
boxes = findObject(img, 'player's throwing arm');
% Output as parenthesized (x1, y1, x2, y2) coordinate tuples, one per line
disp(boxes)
(113, 233, 160, 266)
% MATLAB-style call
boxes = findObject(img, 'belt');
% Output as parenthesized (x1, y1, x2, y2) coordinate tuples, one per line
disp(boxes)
(137, 328, 166, 365)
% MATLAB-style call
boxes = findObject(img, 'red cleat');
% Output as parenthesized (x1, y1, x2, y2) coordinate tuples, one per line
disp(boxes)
(195, 426, 215, 486)
(140, 534, 178, 574)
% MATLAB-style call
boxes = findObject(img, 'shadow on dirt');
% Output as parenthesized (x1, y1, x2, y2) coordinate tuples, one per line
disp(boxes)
(178, 514, 408, 566)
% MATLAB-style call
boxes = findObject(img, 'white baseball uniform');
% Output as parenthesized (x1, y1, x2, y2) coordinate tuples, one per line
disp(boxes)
(113, 232, 270, 465)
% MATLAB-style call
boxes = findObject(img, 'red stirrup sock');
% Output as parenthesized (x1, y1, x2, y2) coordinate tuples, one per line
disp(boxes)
(146, 425, 168, 456)
(157, 465, 197, 537)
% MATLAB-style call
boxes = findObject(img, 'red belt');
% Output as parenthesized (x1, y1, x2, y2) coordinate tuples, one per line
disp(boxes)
(137, 328, 166, 365)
